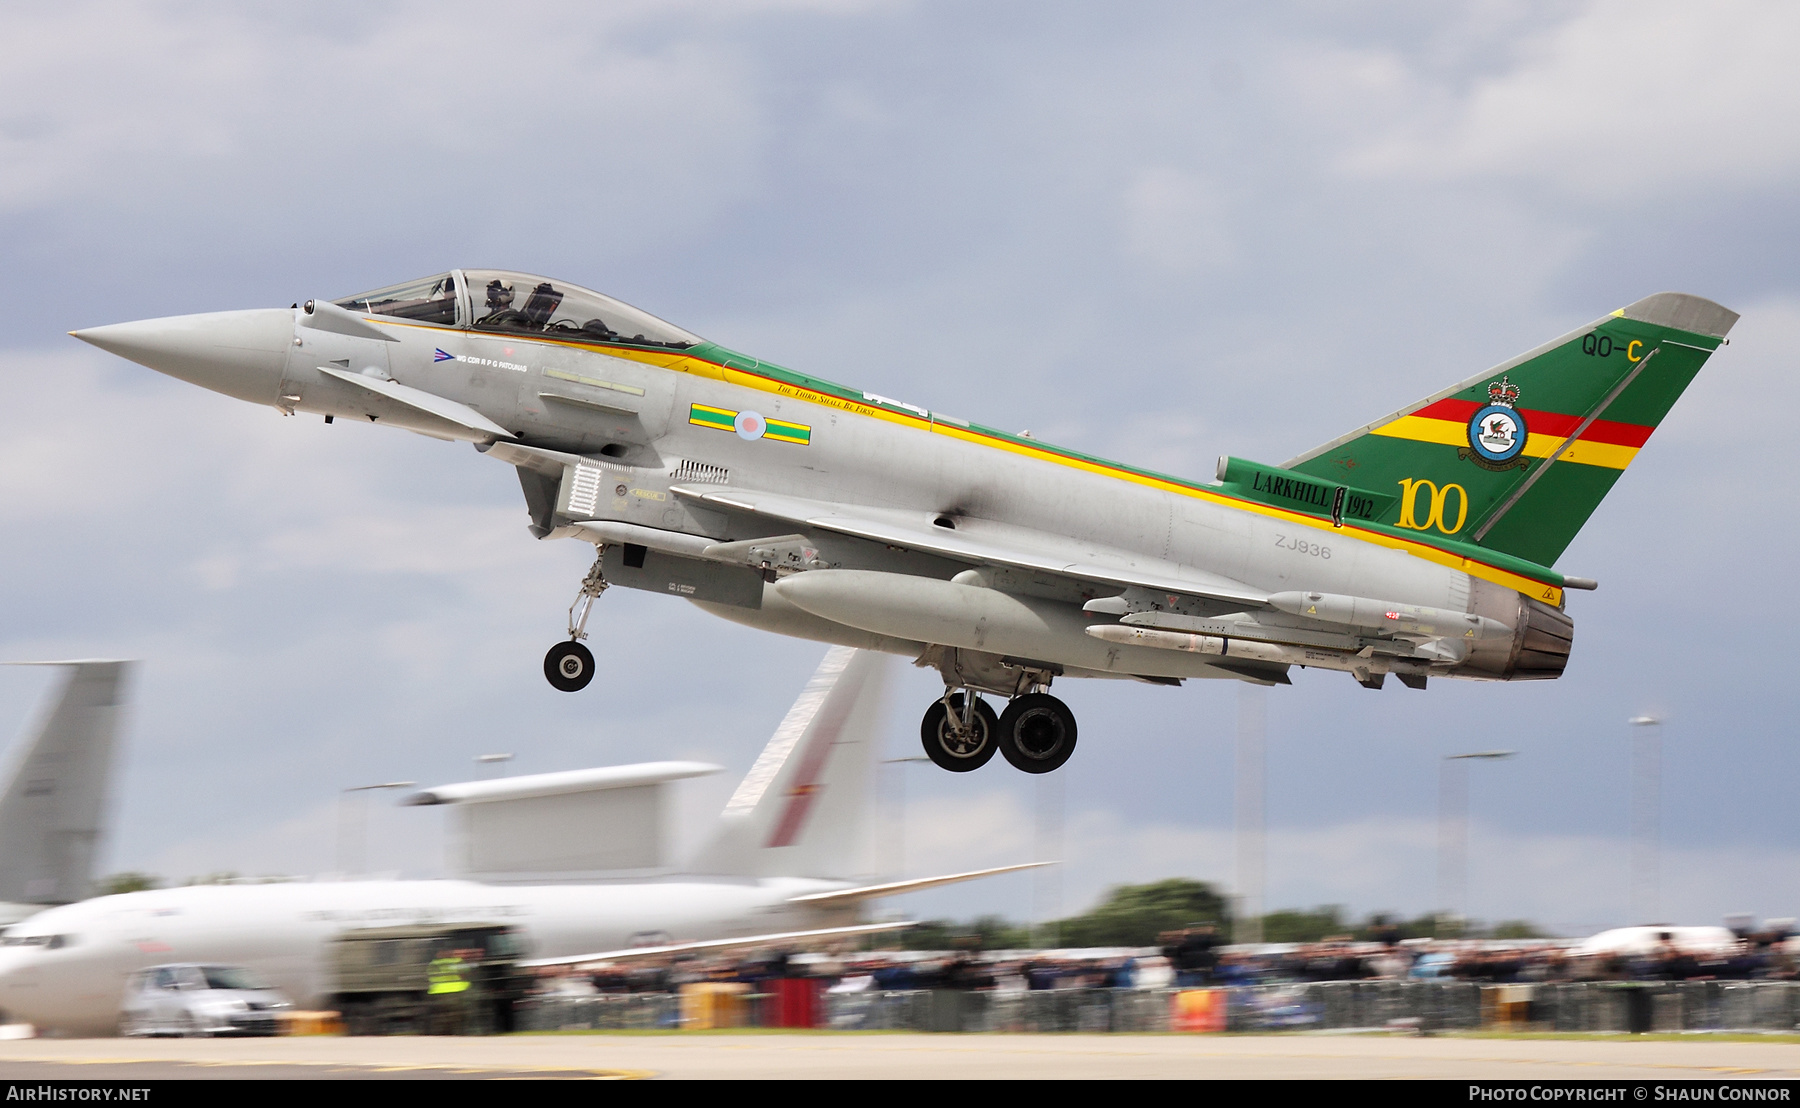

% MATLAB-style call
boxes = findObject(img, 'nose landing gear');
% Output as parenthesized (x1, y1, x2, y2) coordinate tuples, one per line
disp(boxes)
(544, 641, 595, 692)
(545, 547, 608, 692)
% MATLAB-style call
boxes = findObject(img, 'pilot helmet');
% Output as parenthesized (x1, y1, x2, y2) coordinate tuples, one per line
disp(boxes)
(485, 279, 514, 309)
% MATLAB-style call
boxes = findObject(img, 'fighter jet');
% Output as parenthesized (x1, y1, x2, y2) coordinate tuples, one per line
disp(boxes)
(72, 273, 1737, 774)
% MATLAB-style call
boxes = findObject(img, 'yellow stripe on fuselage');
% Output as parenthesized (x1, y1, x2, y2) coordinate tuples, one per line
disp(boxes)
(369, 319, 1563, 604)
(919, 419, 1564, 605)
(1371, 415, 1639, 469)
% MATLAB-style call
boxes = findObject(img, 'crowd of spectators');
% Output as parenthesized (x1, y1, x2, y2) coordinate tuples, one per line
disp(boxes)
(530, 925, 1799, 998)
(1198, 929, 1799, 987)
(536, 950, 1162, 997)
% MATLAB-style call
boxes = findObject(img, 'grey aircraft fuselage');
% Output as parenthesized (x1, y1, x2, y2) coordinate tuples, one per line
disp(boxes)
(72, 270, 1584, 716)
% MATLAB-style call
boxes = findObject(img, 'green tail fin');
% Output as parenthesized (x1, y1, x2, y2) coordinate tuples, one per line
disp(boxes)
(1283, 293, 1737, 568)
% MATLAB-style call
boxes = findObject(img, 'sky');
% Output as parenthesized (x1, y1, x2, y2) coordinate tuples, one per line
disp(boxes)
(1, 0, 1797, 937)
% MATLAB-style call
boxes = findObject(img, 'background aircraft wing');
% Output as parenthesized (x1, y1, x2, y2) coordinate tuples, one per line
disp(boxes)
(518, 920, 916, 968)
(784, 862, 1048, 908)
(674, 486, 1267, 607)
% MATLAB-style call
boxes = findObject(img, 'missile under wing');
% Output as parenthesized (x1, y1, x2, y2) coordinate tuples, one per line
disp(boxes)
(72, 275, 1736, 776)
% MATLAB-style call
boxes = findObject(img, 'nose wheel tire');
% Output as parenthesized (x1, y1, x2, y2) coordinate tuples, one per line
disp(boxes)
(998, 692, 1077, 774)
(544, 641, 596, 692)
(921, 693, 999, 772)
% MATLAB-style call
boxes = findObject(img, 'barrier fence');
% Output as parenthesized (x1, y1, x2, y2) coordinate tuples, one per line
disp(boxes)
(515, 980, 1800, 1034)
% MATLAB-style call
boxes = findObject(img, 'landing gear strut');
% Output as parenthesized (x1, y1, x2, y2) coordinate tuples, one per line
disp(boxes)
(916, 649, 1081, 773)
(545, 547, 607, 692)
(920, 691, 999, 771)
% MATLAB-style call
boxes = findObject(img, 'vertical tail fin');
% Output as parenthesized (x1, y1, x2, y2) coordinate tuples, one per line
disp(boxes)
(1284, 293, 1737, 567)
(0, 661, 133, 905)
(690, 648, 889, 880)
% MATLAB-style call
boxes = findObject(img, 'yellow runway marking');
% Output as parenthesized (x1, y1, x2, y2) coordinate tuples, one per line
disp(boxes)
(13, 1054, 650, 1079)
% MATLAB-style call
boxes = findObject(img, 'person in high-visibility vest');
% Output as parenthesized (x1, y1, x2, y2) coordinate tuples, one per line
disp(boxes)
(427, 951, 473, 1034)
(428, 954, 470, 996)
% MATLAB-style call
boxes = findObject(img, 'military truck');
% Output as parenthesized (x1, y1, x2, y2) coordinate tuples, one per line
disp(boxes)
(328, 922, 528, 1035)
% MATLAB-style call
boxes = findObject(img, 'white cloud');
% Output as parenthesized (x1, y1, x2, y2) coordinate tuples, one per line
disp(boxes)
(0, 4, 771, 252)
(1344, 0, 1800, 202)
(1120, 168, 1236, 272)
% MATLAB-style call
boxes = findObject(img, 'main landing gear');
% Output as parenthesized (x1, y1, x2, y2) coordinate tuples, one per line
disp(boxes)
(921, 692, 1000, 772)
(919, 688, 1078, 774)
(545, 548, 607, 692)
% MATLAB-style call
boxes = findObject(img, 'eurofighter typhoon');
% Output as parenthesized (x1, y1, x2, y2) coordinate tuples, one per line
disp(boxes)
(72, 272, 1737, 774)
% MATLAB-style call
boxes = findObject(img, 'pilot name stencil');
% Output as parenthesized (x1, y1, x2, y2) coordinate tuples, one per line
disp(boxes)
(441, 350, 529, 373)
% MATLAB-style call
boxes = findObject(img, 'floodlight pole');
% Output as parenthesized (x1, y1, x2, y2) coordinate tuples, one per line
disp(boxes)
(1234, 683, 1267, 945)
(1436, 751, 1515, 932)
(336, 781, 416, 877)
(1032, 773, 1064, 950)
(880, 756, 930, 881)
(1628, 715, 1662, 924)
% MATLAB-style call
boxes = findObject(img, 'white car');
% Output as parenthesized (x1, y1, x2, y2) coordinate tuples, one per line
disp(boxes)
(1573, 926, 1739, 959)
(119, 964, 292, 1037)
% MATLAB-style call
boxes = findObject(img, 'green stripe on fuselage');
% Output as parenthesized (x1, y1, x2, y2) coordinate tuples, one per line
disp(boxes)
(764, 418, 811, 444)
(688, 403, 737, 431)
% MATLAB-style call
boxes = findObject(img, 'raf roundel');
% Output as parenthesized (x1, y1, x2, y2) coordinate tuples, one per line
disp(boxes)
(734, 410, 767, 441)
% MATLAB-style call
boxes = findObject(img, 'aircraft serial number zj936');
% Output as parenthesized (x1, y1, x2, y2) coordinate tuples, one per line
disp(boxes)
(73, 271, 1738, 774)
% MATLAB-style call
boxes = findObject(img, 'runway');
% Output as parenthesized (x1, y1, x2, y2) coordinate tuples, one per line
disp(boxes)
(1, 1033, 1797, 1080)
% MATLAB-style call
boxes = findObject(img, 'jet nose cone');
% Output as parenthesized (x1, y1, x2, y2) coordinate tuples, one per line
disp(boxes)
(72, 308, 294, 407)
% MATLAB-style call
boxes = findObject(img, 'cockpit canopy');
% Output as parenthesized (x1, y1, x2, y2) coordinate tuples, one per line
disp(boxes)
(333, 270, 702, 350)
